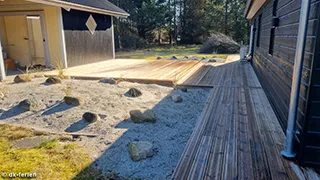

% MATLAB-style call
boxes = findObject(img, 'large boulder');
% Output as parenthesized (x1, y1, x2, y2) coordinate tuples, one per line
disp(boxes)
(18, 99, 38, 111)
(64, 96, 81, 106)
(200, 33, 240, 54)
(82, 112, 99, 123)
(45, 77, 62, 84)
(129, 110, 156, 123)
(128, 141, 154, 161)
(14, 74, 32, 83)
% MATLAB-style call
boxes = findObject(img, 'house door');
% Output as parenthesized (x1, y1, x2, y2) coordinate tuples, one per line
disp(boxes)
(27, 16, 46, 66)
(4, 15, 31, 67)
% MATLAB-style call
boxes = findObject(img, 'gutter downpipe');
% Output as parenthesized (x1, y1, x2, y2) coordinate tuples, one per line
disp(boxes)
(281, 0, 311, 158)
(249, 25, 254, 55)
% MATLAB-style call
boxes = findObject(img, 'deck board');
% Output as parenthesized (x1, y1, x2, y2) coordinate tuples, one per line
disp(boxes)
(43, 59, 203, 85)
(172, 61, 319, 180)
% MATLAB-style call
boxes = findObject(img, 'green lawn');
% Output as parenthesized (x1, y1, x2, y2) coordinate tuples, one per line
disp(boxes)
(0, 124, 134, 180)
(116, 45, 229, 60)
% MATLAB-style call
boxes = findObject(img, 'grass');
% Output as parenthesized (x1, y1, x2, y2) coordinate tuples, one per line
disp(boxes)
(0, 124, 101, 180)
(63, 80, 73, 96)
(116, 45, 229, 60)
(0, 124, 137, 180)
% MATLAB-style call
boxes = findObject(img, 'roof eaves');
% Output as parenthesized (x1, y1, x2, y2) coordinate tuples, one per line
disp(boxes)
(26, 0, 130, 17)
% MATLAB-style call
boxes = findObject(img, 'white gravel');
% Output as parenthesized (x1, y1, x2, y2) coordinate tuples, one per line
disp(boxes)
(0, 78, 210, 179)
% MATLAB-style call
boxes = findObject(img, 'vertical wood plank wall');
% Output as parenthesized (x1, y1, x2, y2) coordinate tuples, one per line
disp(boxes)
(62, 9, 113, 67)
(250, 0, 320, 167)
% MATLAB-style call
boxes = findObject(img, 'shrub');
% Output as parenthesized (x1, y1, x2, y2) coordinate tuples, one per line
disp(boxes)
(118, 35, 148, 50)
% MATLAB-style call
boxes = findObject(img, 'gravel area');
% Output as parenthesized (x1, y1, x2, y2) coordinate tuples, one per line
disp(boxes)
(0, 78, 210, 179)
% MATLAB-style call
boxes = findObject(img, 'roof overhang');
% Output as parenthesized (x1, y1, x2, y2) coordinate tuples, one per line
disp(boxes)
(26, 0, 129, 17)
(245, 0, 268, 20)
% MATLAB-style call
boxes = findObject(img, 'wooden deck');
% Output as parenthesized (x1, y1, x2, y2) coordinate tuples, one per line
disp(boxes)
(44, 59, 203, 85)
(172, 61, 320, 180)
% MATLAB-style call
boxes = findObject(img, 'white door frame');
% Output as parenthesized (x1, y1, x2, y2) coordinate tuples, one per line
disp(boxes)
(0, 11, 51, 68)
(57, 7, 68, 69)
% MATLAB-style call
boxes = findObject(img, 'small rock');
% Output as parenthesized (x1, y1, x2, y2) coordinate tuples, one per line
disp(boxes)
(64, 96, 81, 106)
(82, 112, 99, 123)
(99, 78, 117, 85)
(128, 141, 154, 161)
(14, 74, 32, 83)
(58, 135, 74, 142)
(208, 59, 217, 62)
(180, 88, 188, 92)
(104, 141, 112, 145)
(0, 91, 4, 99)
(189, 56, 199, 60)
(18, 99, 38, 111)
(169, 56, 178, 60)
(171, 94, 183, 103)
(130, 109, 156, 123)
(157, 57, 162, 60)
(126, 88, 142, 97)
(184, 56, 189, 59)
(45, 77, 62, 84)
(201, 57, 207, 60)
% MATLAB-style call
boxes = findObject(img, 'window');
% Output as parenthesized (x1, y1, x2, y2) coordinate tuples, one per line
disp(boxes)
(269, 0, 278, 55)
(257, 14, 262, 47)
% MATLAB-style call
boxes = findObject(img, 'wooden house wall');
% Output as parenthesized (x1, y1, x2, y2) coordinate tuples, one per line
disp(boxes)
(250, 0, 320, 166)
(303, 14, 320, 166)
(62, 9, 113, 67)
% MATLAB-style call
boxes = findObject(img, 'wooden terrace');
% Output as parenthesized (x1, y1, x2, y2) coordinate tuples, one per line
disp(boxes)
(172, 60, 319, 179)
(40, 57, 319, 179)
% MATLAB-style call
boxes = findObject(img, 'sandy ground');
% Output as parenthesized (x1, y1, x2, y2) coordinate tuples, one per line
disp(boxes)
(0, 78, 210, 179)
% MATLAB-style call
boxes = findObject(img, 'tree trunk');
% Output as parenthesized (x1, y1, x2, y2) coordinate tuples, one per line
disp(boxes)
(225, 0, 229, 35)
(174, 0, 177, 45)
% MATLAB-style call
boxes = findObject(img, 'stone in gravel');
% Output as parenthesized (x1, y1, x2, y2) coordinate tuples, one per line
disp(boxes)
(99, 78, 117, 85)
(180, 88, 188, 92)
(128, 141, 154, 161)
(0, 91, 4, 99)
(130, 109, 156, 123)
(171, 94, 183, 103)
(184, 56, 189, 59)
(169, 56, 178, 60)
(208, 59, 217, 62)
(201, 57, 207, 60)
(126, 88, 142, 97)
(189, 56, 200, 60)
(157, 57, 162, 60)
(64, 96, 81, 106)
(45, 77, 62, 84)
(18, 99, 38, 111)
(14, 74, 32, 83)
(82, 112, 99, 123)
(58, 135, 74, 142)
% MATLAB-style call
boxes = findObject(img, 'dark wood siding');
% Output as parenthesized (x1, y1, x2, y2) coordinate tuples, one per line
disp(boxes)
(251, 0, 320, 167)
(303, 14, 320, 166)
(62, 8, 113, 67)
